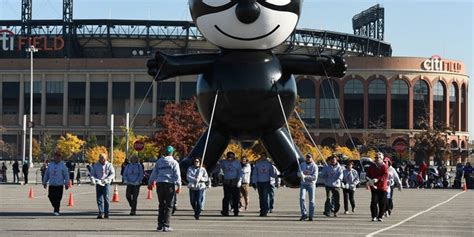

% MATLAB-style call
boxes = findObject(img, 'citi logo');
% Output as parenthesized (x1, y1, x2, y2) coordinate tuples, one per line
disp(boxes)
(0, 29, 15, 51)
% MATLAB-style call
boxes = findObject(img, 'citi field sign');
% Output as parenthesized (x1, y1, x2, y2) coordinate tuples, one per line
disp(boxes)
(422, 55, 462, 73)
(0, 29, 64, 52)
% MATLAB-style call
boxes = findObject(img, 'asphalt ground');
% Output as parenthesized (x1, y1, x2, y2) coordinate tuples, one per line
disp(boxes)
(0, 184, 472, 237)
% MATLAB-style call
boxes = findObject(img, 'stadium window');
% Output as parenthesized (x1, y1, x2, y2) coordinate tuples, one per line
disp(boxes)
(433, 81, 447, 128)
(319, 79, 339, 129)
(68, 82, 86, 115)
(449, 82, 459, 130)
(112, 82, 130, 114)
(297, 79, 316, 127)
(179, 82, 196, 102)
(24, 81, 41, 115)
(413, 80, 429, 129)
(368, 79, 387, 129)
(46, 81, 64, 115)
(2, 82, 19, 115)
(90, 82, 107, 115)
(344, 79, 364, 129)
(391, 80, 409, 129)
(156, 82, 176, 116)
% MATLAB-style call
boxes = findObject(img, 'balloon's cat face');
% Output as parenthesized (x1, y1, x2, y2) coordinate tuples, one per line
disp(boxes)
(189, 0, 301, 50)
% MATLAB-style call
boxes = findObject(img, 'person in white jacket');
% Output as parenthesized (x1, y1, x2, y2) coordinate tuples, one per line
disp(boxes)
(42, 152, 69, 216)
(384, 157, 402, 217)
(240, 156, 251, 211)
(123, 155, 144, 216)
(298, 153, 318, 221)
(342, 161, 360, 214)
(187, 157, 209, 220)
(90, 153, 115, 219)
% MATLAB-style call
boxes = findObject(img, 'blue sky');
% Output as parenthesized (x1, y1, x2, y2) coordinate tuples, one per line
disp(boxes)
(1, 0, 472, 139)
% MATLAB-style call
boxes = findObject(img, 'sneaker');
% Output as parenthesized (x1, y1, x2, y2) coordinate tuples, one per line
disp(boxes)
(344, 211, 349, 214)
(269, 209, 273, 213)
(299, 215, 307, 221)
(308, 217, 313, 221)
(157, 226, 163, 231)
(97, 214, 103, 219)
(352, 207, 355, 213)
(220, 211, 229, 216)
(259, 213, 267, 217)
(163, 227, 173, 232)
(372, 217, 377, 222)
(104, 214, 109, 219)
(53, 212, 60, 216)
(333, 213, 338, 218)
(377, 218, 383, 222)
(194, 214, 200, 220)
(234, 212, 239, 216)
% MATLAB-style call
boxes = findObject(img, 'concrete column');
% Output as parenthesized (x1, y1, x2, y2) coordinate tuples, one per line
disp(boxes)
(175, 77, 180, 103)
(63, 74, 68, 126)
(408, 83, 414, 129)
(85, 74, 91, 126)
(445, 84, 450, 128)
(456, 85, 461, 131)
(19, 75, 24, 126)
(107, 74, 113, 126)
(428, 82, 434, 128)
(152, 80, 157, 120)
(130, 74, 135, 118)
(465, 86, 469, 132)
(41, 74, 46, 126)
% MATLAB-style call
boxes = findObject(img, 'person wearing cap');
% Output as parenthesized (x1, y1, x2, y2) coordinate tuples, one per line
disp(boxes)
(148, 145, 181, 232)
(320, 154, 344, 217)
(187, 157, 209, 220)
(298, 153, 318, 221)
(42, 152, 69, 216)
(268, 161, 280, 214)
(251, 153, 278, 217)
(123, 155, 144, 216)
(366, 152, 389, 222)
(240, 156, 252, 211)
(342, 161, 359, 214)
(91, 153, 115, 219)
(220, 151, 242, 216)
(384, 156, 402, 217)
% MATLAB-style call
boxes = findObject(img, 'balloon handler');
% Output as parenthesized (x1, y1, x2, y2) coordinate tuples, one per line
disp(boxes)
(147, 0, 346, 187)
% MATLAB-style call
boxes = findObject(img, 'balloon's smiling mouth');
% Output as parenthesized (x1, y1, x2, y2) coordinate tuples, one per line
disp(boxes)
(214, 25, 280, 41)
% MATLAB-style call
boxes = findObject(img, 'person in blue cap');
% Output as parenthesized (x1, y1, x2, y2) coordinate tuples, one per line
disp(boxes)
(148, 145, 181, 232)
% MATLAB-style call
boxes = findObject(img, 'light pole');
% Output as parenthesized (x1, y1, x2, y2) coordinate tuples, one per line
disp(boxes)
(26, 45, 38, 168)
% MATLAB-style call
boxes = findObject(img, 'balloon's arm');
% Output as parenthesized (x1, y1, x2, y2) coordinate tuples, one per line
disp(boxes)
(277, 54, 347, 78)
(147, 51, 218, 81)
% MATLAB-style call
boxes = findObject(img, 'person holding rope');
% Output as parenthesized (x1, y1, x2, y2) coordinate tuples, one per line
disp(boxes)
(148, 145, 181, 232)
(123, 155, 144, 216)
(366, 152, 389, 222)
(220, 151, 242, 216)
(320, 154, 344, 217)
(251, 154, 278, 217)
(240, 156, 252, 211)
(90, 153, 115, 219)
(187, 157, 209, 220)
(342, 160, 359, 214)
(298, 153, 318, 221)
(384, 156, 402, 217)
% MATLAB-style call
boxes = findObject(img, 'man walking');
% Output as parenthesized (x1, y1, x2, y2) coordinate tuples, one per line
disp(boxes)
(321, 155, 344, 217)
(42, 152, 69, 216)
(251, 154, 277, 217)
(366, 152, 389, 222)
(12, 161, 20, 183)
(148, 146, 181, 232)
(22, 161, 29, 184)
(123, 155, 144, 216)
(298, 153, 318, 221)
(220, 152, 242, 216)
(91, 153, 115, 219)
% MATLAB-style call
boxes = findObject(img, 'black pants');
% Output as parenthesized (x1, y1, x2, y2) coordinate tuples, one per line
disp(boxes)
(343, 189, 355, 212)
(222, 184, 240, 215)
(370, 189, 387, 219)
(126, 185, 141, 212)
(48, 186, 64, 212)
(156, 182, 175, 228)
(324, 186, 340, 214)
(23, 173, 28, 184)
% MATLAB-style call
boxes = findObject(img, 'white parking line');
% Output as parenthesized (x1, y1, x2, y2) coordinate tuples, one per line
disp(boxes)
(366, 191, 466, 237)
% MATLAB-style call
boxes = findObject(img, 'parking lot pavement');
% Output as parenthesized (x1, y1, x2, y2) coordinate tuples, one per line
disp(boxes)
(0, 184, 472, 237)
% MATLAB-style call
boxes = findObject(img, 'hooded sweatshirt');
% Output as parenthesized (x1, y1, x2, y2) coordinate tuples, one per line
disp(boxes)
(299, 161, 318, 185)
(43, 161, 69, 186)
(321, 163, 344, 188)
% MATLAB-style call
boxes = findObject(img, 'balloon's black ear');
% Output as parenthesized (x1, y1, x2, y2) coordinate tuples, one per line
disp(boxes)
(327, 56, 347, 78)
(147, 52, 169, 80)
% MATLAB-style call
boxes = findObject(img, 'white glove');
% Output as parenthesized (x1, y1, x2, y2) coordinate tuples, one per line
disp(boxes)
(91, 178, 96, 185)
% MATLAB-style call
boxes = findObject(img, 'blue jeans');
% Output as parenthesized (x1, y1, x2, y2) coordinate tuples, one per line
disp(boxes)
(189, 189, 205, 216)
(269, 185, 276, 210)
(257, 182, 271, 214)
(300, 183, 315, 218)
(96, 184, 110, 215)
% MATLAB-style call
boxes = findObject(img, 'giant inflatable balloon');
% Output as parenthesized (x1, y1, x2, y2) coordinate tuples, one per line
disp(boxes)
(147, 0, 346, 187)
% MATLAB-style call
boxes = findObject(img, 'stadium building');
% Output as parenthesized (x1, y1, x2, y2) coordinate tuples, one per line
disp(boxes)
(0, 3, 469, 162)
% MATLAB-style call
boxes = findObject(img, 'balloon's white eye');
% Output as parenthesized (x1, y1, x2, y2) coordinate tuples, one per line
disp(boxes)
(265, 0, 291, 6)
(202, 0, 232, 7)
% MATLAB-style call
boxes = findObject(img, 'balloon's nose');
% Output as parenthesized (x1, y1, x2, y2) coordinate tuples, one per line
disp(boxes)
(236, 1, 260, 24)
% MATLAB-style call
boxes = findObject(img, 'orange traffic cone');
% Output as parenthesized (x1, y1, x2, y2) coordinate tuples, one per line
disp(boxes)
(68, 180, 72, 188)
(147, 189, 153, 200)
(112, 185, 120, 202)
(67, 193, 75, 207)
(463, 183, 467, 191)
(28, 187, 34, 199)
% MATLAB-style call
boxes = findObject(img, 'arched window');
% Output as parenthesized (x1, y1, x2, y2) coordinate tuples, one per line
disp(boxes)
(319, 79, 339, 129)
(413, 80, 429, 129)
(449, 83, 459, 130)
(297, 79, 316, 126)
(461, 84, 467, 131)
(344, 79, 364, 129)
(391, 80, 409, 129)
(368, 79, 386, 128)
(433, 81, 447, 128)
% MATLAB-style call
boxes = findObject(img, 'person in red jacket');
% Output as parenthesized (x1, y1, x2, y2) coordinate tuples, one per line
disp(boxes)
(366, 152, 389, 222)
(419, 161, 428, 188)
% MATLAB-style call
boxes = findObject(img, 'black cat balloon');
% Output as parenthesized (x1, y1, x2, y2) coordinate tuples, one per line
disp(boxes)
(147, 0, 346, 187)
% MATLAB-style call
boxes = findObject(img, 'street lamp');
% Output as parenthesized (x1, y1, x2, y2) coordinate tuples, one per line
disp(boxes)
(26, 45, 38, 168)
